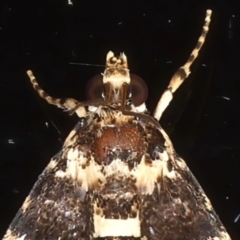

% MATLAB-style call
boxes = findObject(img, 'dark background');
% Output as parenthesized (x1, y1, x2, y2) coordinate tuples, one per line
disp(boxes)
(0, 0, 239, 239)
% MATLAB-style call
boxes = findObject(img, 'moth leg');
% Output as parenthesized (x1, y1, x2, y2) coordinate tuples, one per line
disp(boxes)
(154, 10, 212, 121)
(27, 70, 87, 118)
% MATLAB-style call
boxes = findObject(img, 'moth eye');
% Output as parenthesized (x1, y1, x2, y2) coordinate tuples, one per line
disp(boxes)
(85, 73, 148, 106)
(85, 74, 103, 100)
(130, 74, 148, 107)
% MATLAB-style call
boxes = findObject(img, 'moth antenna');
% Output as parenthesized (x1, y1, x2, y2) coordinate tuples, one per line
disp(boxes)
(179, 9, 212, 75)
(154, 9, 212, 121)
(26, 70, 87, 118)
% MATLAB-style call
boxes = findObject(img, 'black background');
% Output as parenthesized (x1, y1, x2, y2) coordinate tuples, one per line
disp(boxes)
(0, 0, 240, 239)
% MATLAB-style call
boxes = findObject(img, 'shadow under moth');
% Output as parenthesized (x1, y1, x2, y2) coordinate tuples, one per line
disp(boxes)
(3, 9, 232, 240)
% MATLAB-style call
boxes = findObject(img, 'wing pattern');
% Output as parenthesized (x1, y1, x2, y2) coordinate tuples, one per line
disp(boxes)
(3, 9, 231, 240)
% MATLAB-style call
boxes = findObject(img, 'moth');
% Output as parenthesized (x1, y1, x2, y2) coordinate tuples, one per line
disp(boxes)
(4, 9, 232, 240)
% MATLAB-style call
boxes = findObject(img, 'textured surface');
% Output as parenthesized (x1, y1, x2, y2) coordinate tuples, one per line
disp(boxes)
(3, 111, 231, 239)
(3, 49, 231, 239)
(1, 1, 240, 239)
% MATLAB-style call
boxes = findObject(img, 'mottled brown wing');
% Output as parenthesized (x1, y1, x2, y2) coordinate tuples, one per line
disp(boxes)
(140, 149, 230, 240)
(3, 114, 231, 240)
(3, 149, 92, 240)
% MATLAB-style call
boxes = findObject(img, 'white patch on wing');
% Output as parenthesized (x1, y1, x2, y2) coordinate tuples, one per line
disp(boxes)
(93, 204, 140, 237)
(175, 157, 187, 169)
(3, 230, 27, 240)
(55, 170, 66, 178)
(46, 159, 57, 170)
(44, 199, 55, 205)
(210, 234, 231, 240)
(133, 154, 176, 195)
(64, 148, 104, 191)
(159, 150, 169, 162)
(21, 196, 31, 213)
(102, 153, 176, 195)
(103, 159, 131, 177)
(204, 196, 213, 211)
(133, 155, 162, 194)
(59, 148, 176, 195)
(218, 232, 232, 240)
(63, 129, 77, 148)
(182, 201, 191, 216)
(18, 234, 26, 240)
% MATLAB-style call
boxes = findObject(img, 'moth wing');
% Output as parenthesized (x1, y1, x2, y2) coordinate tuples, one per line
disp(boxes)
(4, 149, 90, 240)
(142, 139, 230, 240)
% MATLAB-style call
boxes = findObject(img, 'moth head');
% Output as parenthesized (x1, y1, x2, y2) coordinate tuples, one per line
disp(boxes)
(85, 51, 148, 107)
